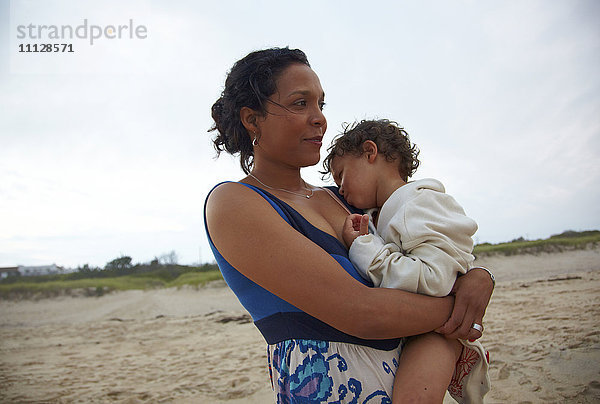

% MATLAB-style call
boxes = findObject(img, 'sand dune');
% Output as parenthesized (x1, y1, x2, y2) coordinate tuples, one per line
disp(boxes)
(1, 248, 599, 403)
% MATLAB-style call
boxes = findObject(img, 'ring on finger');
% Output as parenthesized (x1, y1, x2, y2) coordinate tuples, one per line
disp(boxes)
(471, 323, 484, 333)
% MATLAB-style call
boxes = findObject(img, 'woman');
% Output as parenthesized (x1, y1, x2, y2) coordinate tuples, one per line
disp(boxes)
(205, 47, 493, 403)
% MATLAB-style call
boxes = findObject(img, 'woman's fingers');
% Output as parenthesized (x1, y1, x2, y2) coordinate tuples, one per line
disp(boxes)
(449, 309, 482, 340)
(436, 268, 493, 339)
(436, 308, 484, 340)
(466, 320, 484, 341)
(453, 296, 483, 339)
(435, 298, 465, 336)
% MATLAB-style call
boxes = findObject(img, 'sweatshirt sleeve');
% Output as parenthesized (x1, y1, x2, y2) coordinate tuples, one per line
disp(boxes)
(349, 187, 477, 296)
(347, 233, 400, 283)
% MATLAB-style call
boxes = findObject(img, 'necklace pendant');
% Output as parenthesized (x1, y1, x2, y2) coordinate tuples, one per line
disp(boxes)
(306, 194, 310, 199)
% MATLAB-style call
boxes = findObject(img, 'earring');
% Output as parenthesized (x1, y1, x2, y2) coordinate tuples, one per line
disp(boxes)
(252, 132, 259, 146)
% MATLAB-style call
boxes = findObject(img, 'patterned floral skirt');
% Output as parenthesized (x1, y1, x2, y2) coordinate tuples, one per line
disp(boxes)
(267, 339, 403, 403)
(267, 338, 490, 404)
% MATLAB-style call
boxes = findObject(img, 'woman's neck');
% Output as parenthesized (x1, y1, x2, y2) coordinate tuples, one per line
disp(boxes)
(248, 162, 307, 191)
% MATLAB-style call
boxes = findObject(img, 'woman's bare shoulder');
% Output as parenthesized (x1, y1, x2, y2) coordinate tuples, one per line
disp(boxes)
(205, 181, 283, 233)
(206, 181, 261, 207)
(207, 180, 248, 199)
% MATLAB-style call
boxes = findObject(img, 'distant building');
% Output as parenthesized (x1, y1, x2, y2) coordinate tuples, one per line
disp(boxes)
(0, 267, 20, 279)
(17, 264, 64, 277)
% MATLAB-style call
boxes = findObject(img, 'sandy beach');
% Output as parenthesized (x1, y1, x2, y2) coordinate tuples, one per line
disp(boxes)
(1, 248, 599, 403)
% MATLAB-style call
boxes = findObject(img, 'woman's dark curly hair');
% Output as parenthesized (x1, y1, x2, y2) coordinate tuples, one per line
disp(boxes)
(322, 119, 420, 182)
(209, 47, 310, 174)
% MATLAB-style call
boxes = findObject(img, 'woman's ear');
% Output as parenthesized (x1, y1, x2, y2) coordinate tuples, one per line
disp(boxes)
(362, 140, 379, 163)
(240, 106, 260, 135)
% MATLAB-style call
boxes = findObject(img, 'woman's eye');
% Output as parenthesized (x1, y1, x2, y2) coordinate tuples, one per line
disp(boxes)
(319, 101, 326, 110)
(294, 100, 307, 106)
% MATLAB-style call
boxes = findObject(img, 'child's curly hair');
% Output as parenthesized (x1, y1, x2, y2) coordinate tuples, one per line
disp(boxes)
(322, 119, 420, 181)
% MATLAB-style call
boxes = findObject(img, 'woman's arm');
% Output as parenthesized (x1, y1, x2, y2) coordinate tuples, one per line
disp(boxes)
(206, 182, 454, 339)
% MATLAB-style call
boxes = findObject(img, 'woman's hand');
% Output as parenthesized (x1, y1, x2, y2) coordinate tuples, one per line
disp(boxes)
(435, 268, 494, 340)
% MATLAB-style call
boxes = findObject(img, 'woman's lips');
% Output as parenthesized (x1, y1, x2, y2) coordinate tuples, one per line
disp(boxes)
(304, 136, 323, 146)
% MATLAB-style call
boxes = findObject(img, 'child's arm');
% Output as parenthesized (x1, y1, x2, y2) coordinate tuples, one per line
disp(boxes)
(349, 184, 477, 297)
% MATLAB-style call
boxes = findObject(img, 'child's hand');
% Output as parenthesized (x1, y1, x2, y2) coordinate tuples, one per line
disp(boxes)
(342, 214, 370, 248)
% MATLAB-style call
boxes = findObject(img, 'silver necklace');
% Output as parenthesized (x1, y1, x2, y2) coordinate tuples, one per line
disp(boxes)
(248, 173, 314, 199)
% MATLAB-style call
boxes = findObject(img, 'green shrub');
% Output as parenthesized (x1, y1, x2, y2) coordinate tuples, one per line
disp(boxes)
(167, 271, 224, 288)
(0, 270, 224, 300)
(474, 233, 600, 256)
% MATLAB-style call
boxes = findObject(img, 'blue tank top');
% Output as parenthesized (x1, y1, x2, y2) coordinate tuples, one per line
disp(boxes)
(204, 182, 401, 351)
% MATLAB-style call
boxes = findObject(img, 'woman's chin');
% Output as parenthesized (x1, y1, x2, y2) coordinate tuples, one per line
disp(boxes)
(299, 155, 322, 168)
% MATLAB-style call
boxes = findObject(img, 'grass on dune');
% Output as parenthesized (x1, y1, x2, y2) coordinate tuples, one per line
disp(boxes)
(474, 232, 600, 257)
(0, 270, 224, 299)
(166, 271, 225, 288)
(2, 231, 598, 299)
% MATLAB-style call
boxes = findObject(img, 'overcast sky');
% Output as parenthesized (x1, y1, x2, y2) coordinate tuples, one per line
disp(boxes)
(1, 0, 599, 268)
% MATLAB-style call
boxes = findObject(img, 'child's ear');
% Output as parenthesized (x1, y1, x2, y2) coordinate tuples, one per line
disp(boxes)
(362, 140, 378, 163)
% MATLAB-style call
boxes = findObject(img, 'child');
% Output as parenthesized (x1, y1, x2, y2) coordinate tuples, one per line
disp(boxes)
(323, 119, 490, 403)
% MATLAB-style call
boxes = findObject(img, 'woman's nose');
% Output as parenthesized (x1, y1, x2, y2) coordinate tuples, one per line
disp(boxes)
(312, 106, 326, 129)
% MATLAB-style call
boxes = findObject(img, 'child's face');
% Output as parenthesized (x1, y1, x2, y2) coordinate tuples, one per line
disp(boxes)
(330, 154, 379, 209)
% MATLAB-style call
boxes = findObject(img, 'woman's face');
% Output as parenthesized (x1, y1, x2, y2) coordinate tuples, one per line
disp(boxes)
(254, 63, 327, 168)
